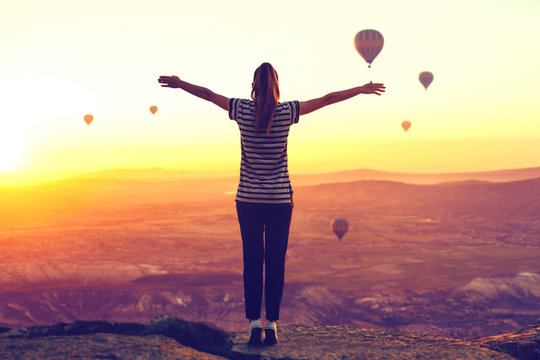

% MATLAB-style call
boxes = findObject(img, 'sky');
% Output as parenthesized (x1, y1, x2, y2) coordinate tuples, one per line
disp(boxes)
(1, 0, 540, 185)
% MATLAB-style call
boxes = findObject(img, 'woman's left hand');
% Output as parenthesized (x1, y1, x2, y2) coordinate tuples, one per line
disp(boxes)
(361, 81, 386, 95)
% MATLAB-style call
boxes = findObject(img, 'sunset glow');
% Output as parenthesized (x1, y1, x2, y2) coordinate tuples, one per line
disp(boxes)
(2, 1, 540, 344)
(1, 0, 539, 185)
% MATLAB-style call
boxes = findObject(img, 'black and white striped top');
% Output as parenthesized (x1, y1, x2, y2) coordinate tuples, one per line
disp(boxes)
(229, 98, 300, 204)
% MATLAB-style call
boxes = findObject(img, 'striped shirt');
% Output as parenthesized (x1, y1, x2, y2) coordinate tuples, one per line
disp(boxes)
(229, 98, 300, 204)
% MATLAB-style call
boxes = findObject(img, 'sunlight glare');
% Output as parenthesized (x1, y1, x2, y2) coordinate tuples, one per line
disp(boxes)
(0, 132, 23, 172)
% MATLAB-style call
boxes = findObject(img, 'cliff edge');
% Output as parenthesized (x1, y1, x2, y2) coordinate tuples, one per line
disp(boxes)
(1, 316, 537, 359)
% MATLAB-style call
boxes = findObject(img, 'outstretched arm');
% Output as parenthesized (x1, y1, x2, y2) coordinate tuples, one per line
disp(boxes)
(299, 82, 385, 116)
(158, 75, 229, 111)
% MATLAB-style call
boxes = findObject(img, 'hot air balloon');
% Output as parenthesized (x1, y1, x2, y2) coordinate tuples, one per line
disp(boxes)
(149, 105, 158, 115)
(354, 29, 384, 68)
(84, 114, 93, 126)
(402, 121, 411, 132)
(332, 218, 349, 241)
(419, 71, 433, 90)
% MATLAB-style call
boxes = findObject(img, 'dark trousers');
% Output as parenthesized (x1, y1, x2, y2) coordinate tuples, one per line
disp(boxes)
(236, 201, 293, 321)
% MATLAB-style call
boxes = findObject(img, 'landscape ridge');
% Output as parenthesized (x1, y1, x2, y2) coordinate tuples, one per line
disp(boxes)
(72, 165, 540, 185)
(4, 165, 540, 189)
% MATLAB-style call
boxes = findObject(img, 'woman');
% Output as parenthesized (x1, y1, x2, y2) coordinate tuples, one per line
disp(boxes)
(158, 63, 385, 345)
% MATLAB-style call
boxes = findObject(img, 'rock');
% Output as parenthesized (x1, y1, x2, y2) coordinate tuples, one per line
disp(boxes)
(0, 316, 530, 359)
(0, 333, 227, 360)
(143, 315, 232, 355)
(229, 324, 514, 360)
(0, 316, 230, 359)
(1, 320, 145, 338)
(472, 321, 540, 360)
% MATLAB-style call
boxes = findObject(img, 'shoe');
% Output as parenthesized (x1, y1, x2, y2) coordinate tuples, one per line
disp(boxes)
(247, 323, 263, 345)
(263, 322, 278, 346)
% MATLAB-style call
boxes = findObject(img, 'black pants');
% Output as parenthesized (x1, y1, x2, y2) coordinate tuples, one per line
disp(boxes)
(236, 201, 293, 321)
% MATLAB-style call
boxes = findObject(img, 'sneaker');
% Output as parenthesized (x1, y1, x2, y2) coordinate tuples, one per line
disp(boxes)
(263, 322, 278, 346)
(247, 321, 263, 345)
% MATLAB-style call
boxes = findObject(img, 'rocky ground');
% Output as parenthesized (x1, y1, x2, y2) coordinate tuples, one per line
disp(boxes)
(0, 334, 227, 360)
(471, 322, 540, 360)
(1, 316, 538, 360)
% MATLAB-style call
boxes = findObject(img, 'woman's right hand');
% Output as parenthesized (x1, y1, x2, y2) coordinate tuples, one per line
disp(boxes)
(158, 75, 182, 88)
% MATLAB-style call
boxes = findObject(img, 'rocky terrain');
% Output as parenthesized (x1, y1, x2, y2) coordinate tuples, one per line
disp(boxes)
(1, 271, 540, 340)
(471, 321, 540, 360)
(3, 315, 538, 360)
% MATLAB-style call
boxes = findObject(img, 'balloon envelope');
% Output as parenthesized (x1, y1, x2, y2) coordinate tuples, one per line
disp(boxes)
(419, 71, 434, 90)
(354, 29, 384, 68)
(84, 114, 93, 125)
(149, 105, 158, 114)
(332, 218, 349, 241)
(402, 121, 411, 132)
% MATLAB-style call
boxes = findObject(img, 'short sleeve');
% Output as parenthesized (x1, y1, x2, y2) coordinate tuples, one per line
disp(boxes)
(229, 98, 241, 121)
(289, 100, 300, 124)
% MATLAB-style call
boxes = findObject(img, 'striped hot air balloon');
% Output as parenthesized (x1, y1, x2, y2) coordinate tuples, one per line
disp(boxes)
(149, 105, 158, 114)
(332, 218, 349, 241)
(419, 71, 434, 90)
(354, 29, 384, 68)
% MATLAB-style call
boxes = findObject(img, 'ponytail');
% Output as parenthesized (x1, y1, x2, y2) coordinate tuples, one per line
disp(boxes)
(251, 63, 280, 134)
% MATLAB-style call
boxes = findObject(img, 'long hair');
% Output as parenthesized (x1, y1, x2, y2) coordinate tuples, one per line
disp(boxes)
(251, 63, 280, 134)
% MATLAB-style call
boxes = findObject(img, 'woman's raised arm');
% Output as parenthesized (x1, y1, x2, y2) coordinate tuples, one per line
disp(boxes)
(158, 75, 229, 111)
(299, 82, 385, 116)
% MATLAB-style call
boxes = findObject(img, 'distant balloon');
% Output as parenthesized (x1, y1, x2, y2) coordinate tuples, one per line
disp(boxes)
(402, 121, 411, 132)
(332, 218, 349, 241)
(354, 29, 384, 68)
(83, 114, 93, 126)
(418, 71, 434, 90)
(149, 105, 158, 115)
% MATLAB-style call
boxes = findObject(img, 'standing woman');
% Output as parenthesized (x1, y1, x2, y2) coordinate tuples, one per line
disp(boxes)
(158, 63, 385, 345)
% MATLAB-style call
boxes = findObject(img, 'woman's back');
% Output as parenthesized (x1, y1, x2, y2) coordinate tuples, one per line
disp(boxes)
(229, 98, 299, 204)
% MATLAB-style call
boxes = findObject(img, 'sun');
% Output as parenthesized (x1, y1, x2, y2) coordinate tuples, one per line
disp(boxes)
(0, 134, 23, 172)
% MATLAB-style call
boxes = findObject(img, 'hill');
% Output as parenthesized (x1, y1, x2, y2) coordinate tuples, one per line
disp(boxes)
(2, 316, 537, 359)
(291, 166, 540, 186)
(65, 165, 540, 185)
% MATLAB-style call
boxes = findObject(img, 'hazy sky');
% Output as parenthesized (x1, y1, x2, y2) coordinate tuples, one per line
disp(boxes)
(1, 0, 539, 184)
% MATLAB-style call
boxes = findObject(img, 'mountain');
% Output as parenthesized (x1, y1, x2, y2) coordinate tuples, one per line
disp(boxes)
(2, 316, 533, 360)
